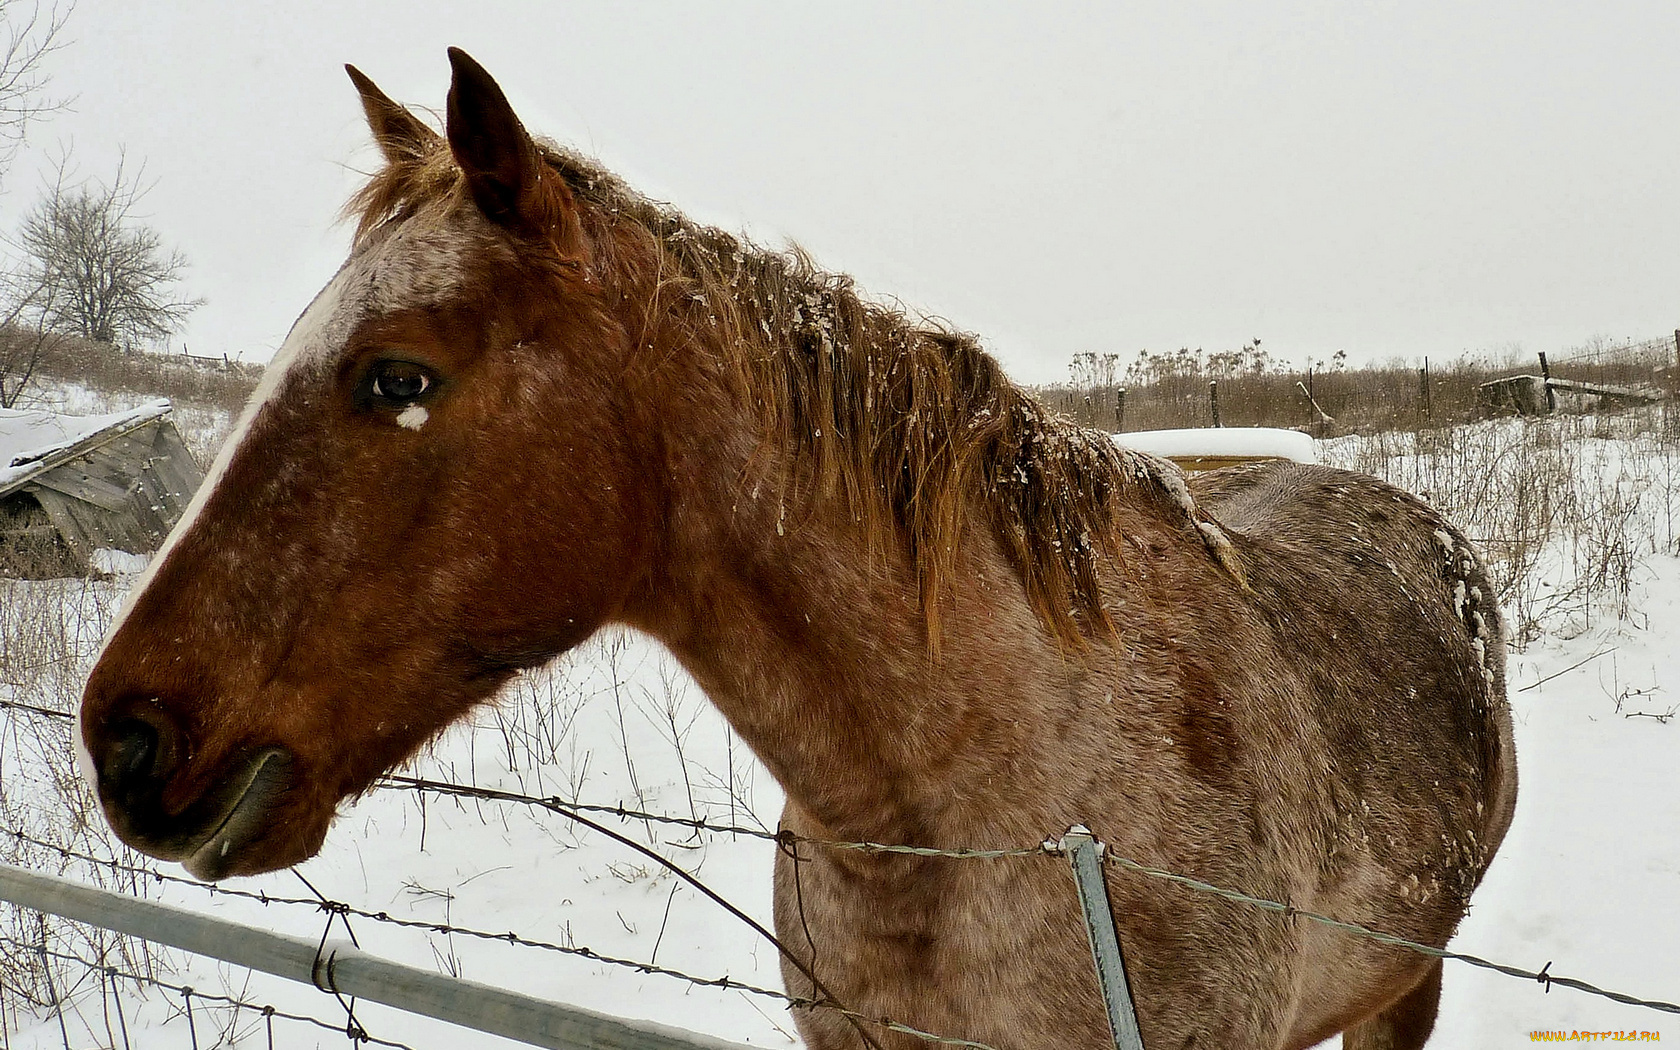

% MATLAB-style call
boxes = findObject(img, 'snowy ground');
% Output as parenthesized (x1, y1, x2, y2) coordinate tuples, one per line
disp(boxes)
(1437, 580, 1680, 1046)
(2, 411, 1677, 1049)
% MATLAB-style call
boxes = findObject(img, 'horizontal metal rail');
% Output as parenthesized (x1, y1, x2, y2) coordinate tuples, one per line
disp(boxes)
(0, 860, 756, 1050)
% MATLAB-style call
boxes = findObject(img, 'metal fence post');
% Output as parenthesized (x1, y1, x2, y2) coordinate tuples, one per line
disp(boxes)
(1061, 826, 1146, 1050)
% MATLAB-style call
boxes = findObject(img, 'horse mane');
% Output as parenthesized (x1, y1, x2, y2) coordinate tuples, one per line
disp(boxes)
(347, 139, 1190, 647)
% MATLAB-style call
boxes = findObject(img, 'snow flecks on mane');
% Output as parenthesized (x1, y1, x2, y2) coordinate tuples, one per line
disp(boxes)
(346, 137, 1216, 645)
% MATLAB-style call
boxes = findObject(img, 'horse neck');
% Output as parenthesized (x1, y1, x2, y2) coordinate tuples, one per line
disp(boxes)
(617, 354, 1096, 847)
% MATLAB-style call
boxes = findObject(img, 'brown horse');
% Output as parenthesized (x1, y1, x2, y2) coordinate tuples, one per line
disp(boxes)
(80, 50, 1516, 1050)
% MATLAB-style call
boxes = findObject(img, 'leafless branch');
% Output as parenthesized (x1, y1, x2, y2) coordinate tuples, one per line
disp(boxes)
(0, 1, 73, 173)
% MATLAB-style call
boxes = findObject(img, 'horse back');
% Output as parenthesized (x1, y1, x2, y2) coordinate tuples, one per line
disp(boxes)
(1189, 461, 1517, 892)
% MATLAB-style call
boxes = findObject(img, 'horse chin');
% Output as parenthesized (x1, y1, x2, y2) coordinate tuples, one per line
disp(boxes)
(119, 747, 294, 882)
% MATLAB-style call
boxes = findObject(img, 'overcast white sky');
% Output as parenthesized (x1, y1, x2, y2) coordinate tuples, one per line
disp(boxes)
(3, 0, 1675, 383)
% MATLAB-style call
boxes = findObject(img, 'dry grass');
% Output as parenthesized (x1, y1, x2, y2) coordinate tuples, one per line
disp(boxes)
(1035, 335, 1676, 435)
(0, 576, 169, 1039)
(0, 325, 259, 417)
(1321, 402, 1680, 646)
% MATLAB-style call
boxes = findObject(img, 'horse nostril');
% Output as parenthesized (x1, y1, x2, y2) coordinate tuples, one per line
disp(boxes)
(101, 718, 164, 801)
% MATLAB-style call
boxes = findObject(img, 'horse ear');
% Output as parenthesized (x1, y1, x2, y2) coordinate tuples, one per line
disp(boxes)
(444, 47, 578, 246)
(345, 64, 441, 164)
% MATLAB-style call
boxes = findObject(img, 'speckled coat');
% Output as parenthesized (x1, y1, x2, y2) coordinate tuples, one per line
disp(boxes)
(79, 50, 1516, 1050)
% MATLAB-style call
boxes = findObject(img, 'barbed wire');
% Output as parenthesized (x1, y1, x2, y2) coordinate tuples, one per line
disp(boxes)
(12, 706, 1678, 1025)
(0, 930, 418, 1050)
(8, 826, 799, 1005)
(0, 696, 77, 721)
(378, 773, 779, 842)
(1093, 851, 1680, 1016)
(382, 775, 1047, 858)
(375, 777, 1680, 1019)
(5, 827, 1000, 1050)
(1552, 336, 1677, 367)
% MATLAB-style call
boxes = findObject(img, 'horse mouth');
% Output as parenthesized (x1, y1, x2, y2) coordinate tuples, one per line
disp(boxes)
(101, 746, 294, 881)
(178, 748, 293, 881)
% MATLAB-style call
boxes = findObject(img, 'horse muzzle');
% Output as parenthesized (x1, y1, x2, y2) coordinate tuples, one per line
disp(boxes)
(90, 711, 294, 881)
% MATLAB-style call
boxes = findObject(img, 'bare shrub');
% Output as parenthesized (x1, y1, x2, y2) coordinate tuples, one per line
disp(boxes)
(0, 575, 172, 1034)
(1323, 403, 1680, 645)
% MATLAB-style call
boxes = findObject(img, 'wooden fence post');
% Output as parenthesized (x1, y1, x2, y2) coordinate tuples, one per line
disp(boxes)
(1209, 381, 1221, 427)
(1538, 352, 1556, 413)
(1115, 387, 1127, 432)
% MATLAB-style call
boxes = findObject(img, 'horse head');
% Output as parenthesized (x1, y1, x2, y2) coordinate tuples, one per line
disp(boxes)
(79, 50, 658, 879)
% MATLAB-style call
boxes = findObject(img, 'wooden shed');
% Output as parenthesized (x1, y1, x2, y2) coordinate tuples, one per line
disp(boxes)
(0, 400, 204, 577)
(1477, 373, 1665, 417)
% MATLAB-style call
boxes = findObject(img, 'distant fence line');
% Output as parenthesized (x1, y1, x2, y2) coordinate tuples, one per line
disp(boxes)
(1036, 331, 1680, 434)
(0, 324, 262, 415)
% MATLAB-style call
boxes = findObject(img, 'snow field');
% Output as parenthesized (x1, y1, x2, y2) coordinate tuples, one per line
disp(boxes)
(1, 406, 1678, 1048)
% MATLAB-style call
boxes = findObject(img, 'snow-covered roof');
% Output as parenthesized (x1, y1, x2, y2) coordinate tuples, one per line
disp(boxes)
(0, 399, 173, 492)
(1115, 426, 1316, 464)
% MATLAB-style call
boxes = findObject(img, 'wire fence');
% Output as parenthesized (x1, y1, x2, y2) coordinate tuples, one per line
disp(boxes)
(1034, 330, 1679, 434)
(376, 775, 1680, 1019)
(0, 931, 421, 1050)
(1, 689, 1676, 1049)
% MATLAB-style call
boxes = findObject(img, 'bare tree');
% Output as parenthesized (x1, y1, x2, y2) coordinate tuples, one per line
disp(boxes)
(0, 1, 71, 177)
(16, 155, 203, 350)
(0, 269, 56, 406)
(0, 1, 69, 405)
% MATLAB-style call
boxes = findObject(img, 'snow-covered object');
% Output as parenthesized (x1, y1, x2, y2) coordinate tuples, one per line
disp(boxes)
(1114, 426, 1316, 465)
(0, 399, 200, 576)
(0, 400, 173, 491)
(90, 548, 150, 575)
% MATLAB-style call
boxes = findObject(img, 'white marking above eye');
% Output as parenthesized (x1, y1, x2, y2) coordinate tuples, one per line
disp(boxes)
(88, 208, 478, 733)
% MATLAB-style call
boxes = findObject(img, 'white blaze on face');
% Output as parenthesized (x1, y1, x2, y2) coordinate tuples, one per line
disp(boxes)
(77, 213, 479, 791)
(396, 404, 429, 431)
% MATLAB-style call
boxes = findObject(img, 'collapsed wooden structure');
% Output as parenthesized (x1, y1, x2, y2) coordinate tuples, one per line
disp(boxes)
(0, 400, 203, 577)
(1476, 374, 1666, 418)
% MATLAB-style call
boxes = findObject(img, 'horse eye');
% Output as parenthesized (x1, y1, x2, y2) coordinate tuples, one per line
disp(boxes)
(367, 361, 433, 404)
